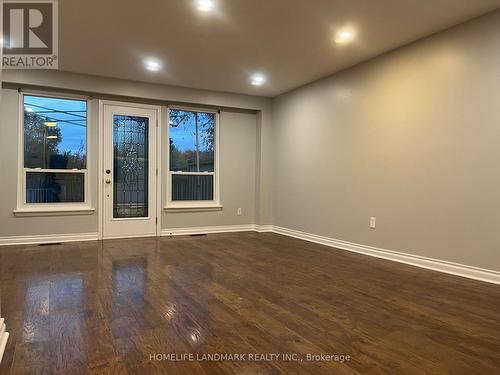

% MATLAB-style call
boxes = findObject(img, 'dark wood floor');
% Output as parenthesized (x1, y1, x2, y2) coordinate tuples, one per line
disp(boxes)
(0, 232, 499, 374)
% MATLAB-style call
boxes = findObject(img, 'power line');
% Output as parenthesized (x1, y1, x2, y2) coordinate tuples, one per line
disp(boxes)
(25, 102, 87, 128)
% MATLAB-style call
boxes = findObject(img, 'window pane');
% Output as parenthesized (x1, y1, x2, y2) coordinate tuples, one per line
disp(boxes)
(113, 115, 149, 218)
(172, 175, 214, 201)
(169, 110, 215, 172)
(26, 172, 84, 203)
(24, 95, 87, 169)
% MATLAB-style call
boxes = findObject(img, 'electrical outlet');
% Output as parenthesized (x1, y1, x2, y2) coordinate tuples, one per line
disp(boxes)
(370, 217, 376, 229)
(237, 208, 242, 216)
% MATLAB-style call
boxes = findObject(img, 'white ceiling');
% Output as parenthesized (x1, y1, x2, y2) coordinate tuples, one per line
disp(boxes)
(59, 0, 500, 97)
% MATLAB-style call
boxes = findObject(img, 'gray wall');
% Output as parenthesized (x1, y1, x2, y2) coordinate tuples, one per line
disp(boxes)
(0, 89, 99, 235)
(2, 70, 273, 225)
(2, 10, 500, 273)
(0, 72, 271, 236)
(161, 110, 257, 229)
(272, 10, 500, 271)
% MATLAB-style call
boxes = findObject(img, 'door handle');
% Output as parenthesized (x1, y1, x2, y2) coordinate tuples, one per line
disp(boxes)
(105, 179, 112, 184)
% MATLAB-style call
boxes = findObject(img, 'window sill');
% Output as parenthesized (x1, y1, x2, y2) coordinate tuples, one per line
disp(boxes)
(13, 206, 96, 217)
(164, 204, 223, 212)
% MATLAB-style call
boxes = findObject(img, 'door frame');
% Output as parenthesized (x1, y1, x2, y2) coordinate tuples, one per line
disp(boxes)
(97, 100, 162, 240)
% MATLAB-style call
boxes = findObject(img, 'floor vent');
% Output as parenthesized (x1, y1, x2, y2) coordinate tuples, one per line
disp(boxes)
(38, 242, 62, 246)
(189, 234, 208, 237)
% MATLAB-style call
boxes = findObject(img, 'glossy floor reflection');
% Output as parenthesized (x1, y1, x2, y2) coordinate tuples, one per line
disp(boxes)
(1, 232, 500, 374)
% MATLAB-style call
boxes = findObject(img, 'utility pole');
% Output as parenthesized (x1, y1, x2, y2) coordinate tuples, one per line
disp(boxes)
(195, 112, 200, 172)
(43, 122, 48, 168)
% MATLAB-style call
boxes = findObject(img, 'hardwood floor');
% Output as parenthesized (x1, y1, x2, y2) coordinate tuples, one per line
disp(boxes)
(0, 232, 499, 374)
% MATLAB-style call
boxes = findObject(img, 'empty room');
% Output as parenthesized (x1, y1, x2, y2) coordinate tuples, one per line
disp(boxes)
(1, 0, 500, 374)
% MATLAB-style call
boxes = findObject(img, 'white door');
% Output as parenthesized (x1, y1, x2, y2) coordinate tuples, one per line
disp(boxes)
(102, 103, 158, 239)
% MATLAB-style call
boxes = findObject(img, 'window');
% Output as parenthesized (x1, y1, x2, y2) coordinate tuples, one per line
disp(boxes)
(20, 94, 88, 206)
(167, 108, 219, 207)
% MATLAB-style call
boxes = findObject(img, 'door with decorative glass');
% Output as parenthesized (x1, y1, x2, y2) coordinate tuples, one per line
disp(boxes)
(102, 103, 158, 239)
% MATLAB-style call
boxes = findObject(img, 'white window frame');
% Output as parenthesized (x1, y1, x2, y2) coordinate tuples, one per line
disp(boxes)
(165, 106, 221, 210)
(14, 91, 94, 216)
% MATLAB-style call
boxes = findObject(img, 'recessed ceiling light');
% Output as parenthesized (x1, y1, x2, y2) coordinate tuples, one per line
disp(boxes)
(335, 29, 355, 44)
(196, 0, 214, 12)
(144, 59, 161, 72)
(250, 73, 266, 86)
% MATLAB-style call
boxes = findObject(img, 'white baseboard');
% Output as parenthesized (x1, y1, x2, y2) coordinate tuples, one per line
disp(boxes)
(161, 224, 257, 237)
(0, 318, 9, 364)
(272, 225, 500, 285)
(254, 224, 273, 232)
(0, 232, 99, 246)
(1, 224, 498, 285)
(160, 223, 500, 284)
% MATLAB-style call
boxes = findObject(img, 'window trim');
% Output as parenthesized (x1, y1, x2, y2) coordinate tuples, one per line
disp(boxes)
(165, 106, 221, 210)
(16, 91, 93, 214)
